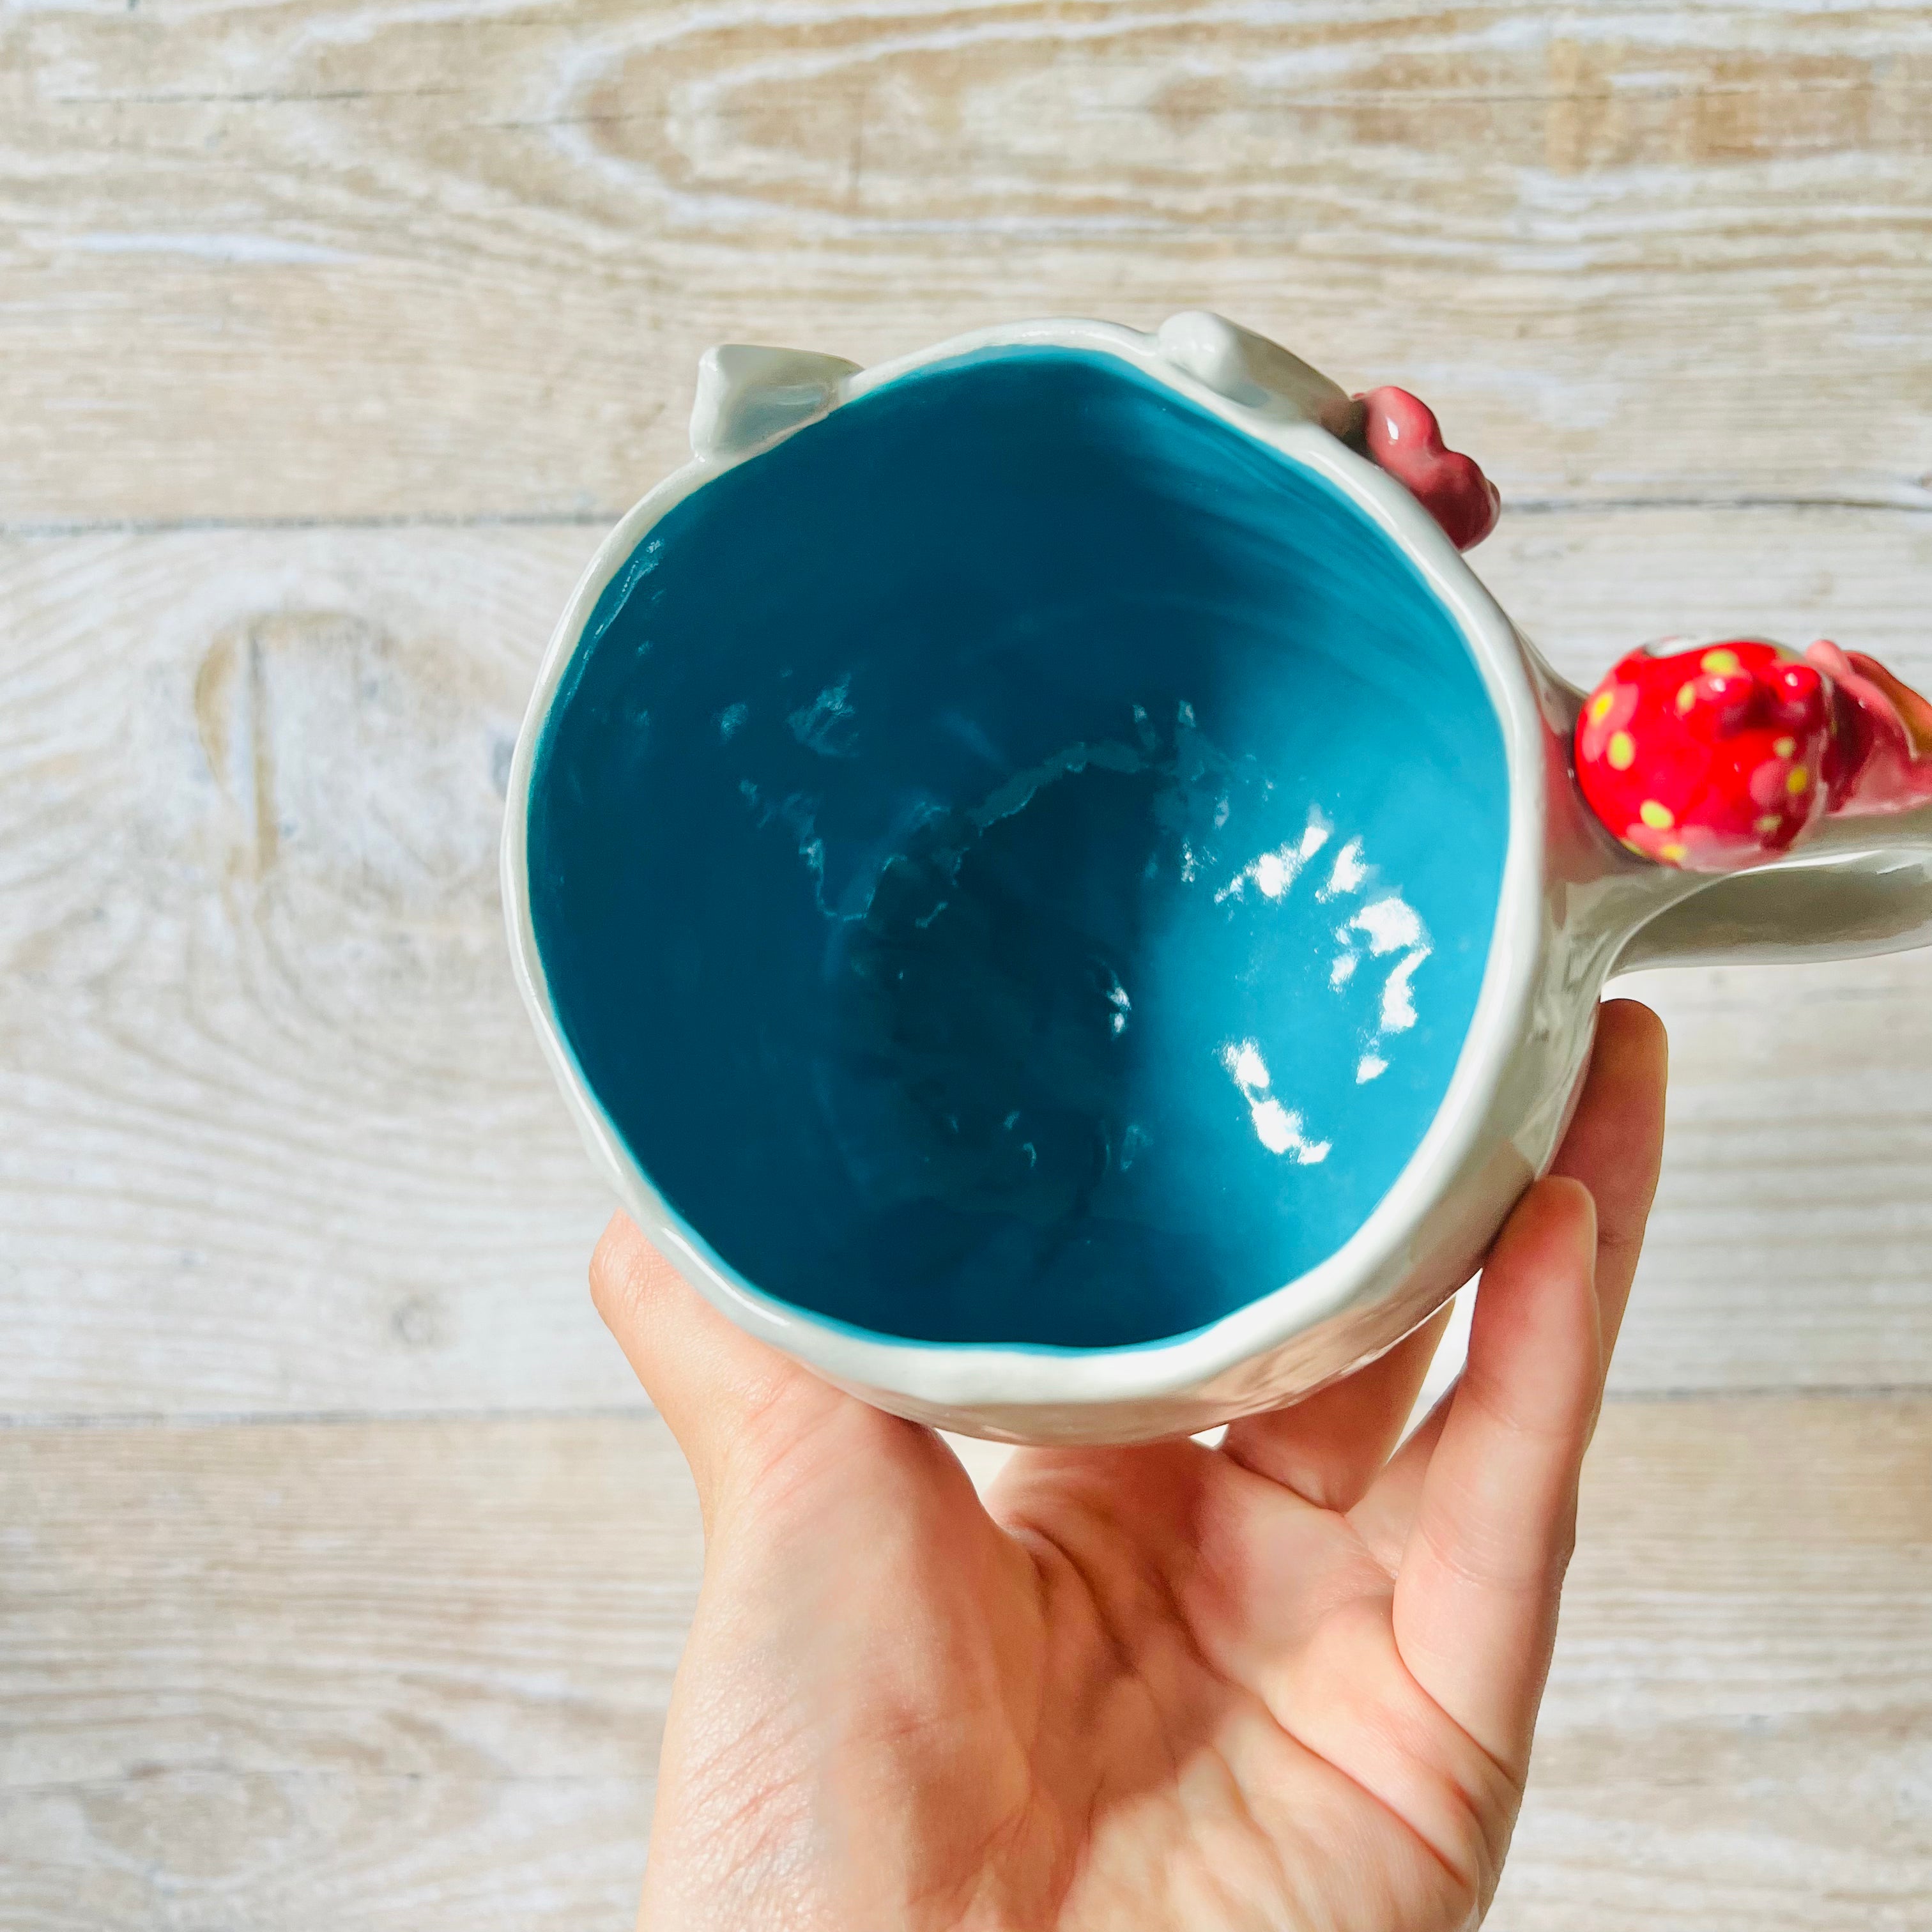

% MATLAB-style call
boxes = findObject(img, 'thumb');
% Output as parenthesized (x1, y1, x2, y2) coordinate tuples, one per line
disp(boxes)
(589, 1212, 848, 1526)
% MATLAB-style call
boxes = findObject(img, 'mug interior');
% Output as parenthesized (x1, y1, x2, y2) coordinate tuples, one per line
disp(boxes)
(528, 348, 1510, 1348)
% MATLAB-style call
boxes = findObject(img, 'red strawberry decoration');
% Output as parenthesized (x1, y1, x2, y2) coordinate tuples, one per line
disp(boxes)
(1575, 638, 1932, 871)
(1355, 387, 1501, 551)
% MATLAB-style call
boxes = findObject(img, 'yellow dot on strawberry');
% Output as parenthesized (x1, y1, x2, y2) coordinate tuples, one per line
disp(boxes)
(1774, 736, 1795, 757)
(1701, 648, 1742, 675)
(1787, 766, 1810, 794)
(1756, 813, 1782, 834)
(1639, 799, 1674, 829)
(1676, 681, 1698, 714)
(1660, 841, 1688, 863)
(1607, 731, 1636, 770)
(1590, 690, 1616, 724)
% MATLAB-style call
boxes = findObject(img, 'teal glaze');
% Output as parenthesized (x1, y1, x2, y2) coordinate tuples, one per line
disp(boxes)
(528, 348, 1510, 1348)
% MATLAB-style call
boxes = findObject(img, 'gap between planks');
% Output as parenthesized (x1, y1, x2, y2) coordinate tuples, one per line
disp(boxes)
(0, 1383, 1924, 1433)
(4, 494, 1931, 543)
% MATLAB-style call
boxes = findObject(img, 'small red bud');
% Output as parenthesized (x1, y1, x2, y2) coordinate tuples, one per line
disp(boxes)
(1770, 661, 1826, 731)
(1694, 671, 1760, 737)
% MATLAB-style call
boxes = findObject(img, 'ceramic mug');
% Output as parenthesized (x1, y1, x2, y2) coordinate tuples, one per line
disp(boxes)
(502, 312, 1932, 1445)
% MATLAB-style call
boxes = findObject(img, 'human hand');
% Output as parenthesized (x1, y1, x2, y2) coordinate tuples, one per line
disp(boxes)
(592, 999, 1667, 1931)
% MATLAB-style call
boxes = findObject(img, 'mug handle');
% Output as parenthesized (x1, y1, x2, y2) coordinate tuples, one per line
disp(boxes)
(1574, 636, 1932, 970)
(1615, 831, 1932, 971)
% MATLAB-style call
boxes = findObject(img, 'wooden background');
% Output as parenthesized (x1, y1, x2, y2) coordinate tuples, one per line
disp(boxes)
(4, 1, 1931, 1924)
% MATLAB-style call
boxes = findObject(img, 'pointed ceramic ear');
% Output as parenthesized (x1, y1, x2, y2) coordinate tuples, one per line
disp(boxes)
(689, 346, 862, 460)
(1154, 316, 1501, 551)
(1155, 312, 1362, 440)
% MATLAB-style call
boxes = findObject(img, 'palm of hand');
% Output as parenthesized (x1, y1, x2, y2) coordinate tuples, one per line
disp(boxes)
(595, 1004, 1666, 1932)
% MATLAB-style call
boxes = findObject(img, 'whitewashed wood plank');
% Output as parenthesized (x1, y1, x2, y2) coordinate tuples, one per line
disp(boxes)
(4, 510, 1931, 1416)
(1613, 950, 1932, 1397)
(1470, 500, 1932, 686)
(3, 1, 1931, 522)
(0, 1418, 701, 1786)
(1, 1402, 1925, 1929)
(0, 1775, 652, 1932)
(1490, 1393, 1932, 1931)
(0, 527, 644, 1416)
(0, 1415, 700, 1929)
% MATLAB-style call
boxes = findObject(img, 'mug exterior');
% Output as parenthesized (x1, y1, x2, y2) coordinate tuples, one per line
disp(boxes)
(503, 318, 1630, 1444)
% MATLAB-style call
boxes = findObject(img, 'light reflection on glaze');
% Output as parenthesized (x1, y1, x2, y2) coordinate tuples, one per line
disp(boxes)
(1207, 793, 1438, 1133)
(1214, 813, 1330, 903)
(745, 691, 1443, 1197)
(1220, 1038, 1331, 1165)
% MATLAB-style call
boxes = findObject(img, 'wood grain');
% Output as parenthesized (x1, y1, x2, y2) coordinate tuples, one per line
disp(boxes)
(0, 1415, 702, 1928)
(4, 1, 1932, 523)
(6, 507, 1932, 1417)
(1492, 1393, 1932, 1931)
(0, 526, 643, 1418)
(1, 1402, 1925, 1928)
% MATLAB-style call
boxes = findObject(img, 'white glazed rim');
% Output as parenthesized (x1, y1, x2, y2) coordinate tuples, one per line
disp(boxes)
(500, 318, 1549, 1413)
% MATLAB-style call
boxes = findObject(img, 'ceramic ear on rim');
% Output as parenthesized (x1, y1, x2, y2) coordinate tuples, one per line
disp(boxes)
(690, 346, 861, 460)
(1154, 310, 1362, 437)
(1154, 312, 1501, 552)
